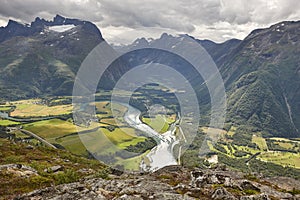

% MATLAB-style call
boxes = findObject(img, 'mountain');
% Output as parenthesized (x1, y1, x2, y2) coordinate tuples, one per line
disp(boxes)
(0, 15, 125, 100)
(221, 21, 300, 138)
(116, 21, 300, 138)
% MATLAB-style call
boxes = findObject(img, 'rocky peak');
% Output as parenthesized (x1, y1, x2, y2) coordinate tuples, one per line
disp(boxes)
(6, 19, 25, 29)
(53, 14, 66, 24)
(245, 20, 300, 44)
(0, 15, 102, 44)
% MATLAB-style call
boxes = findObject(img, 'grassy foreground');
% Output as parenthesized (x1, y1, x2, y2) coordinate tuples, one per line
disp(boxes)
(0, 138, 108, 199)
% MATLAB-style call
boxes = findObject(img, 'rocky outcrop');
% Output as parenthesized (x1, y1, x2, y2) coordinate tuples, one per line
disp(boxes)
(16, 166, 300, 200)
(0, 164, 38, 178)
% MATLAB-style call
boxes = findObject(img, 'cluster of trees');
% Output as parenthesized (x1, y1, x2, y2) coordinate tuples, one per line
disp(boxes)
(125, 138, 156, 154)
(266, 139, 300, 153)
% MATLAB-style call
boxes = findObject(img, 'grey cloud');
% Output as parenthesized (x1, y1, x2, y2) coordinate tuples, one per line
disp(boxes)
(0, 0, 299, 43)
(0, 0, 103, 24)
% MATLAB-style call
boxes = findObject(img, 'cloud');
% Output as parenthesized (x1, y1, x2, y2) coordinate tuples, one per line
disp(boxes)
(0, 0, 103, 24)
(0, 0, 299, 44)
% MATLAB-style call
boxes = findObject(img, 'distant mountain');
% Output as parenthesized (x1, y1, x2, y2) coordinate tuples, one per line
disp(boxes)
(0, 15, 126, 99)
(0, 14, 101, 44)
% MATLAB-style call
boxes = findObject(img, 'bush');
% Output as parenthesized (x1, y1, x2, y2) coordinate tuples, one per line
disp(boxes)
(53, 169, 79, 185)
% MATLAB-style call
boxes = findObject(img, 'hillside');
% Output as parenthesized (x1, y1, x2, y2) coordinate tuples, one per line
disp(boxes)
(222, 21, 300, 138)
(0, 138, 108, 199)
(0, 15, 126, 100)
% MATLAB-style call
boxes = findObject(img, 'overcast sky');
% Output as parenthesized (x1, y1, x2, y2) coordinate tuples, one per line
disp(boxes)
(0, 0, 299, 44)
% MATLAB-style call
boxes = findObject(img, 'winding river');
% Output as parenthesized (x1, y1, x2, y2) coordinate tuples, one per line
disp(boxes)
(0, 111, 54, 122)
(122, 105, 179, 172)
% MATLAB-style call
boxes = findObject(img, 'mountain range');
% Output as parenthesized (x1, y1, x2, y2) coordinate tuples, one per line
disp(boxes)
(0, 15, 299, 138)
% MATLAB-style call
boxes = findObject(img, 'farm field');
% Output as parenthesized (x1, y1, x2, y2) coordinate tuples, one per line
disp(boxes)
(252, 134, 268, 151)
(0, 119, 20, 126)
(203, 126, 300, 169)
(11, 103, 72, 117)
(258, 151, 300, 169)
(0, 106, 12, 112)
(142, 114, 176, 133)
(23, 119, 77, 142)
(55, 127, 147, 169)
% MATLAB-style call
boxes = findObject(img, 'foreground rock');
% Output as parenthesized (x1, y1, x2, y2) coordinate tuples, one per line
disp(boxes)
(16, 166, 300, 200)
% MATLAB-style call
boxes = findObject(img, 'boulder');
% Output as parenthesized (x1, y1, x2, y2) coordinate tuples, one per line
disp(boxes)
(44, 165, 63, 173)
(211, 187, 237, 200)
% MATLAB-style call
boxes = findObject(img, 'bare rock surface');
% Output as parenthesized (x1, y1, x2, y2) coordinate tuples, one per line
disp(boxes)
(15, 166, 300, 200)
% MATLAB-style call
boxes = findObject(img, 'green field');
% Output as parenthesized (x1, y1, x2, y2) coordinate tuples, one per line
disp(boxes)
(142, 114, 175, 133)
(23, 119, 77, 142)
(116, 150, 150, 170)
(0, 119, 20, 126)
(56, 127, 148, 170)
(259, 151, 300, 169)
(227, 126, 237, 136)
(252, 134, 268, 151)
(11, 103, 72, 117)
(207, 129, 300, 170)
(0, 106, 12, 112)
(22, 112, 149, 170)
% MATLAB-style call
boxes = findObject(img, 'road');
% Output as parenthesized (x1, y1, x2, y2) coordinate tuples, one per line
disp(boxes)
(19, 129, 57, 149)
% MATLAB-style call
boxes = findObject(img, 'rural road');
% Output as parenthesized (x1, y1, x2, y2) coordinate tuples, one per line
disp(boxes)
(19, 129, 57, 149)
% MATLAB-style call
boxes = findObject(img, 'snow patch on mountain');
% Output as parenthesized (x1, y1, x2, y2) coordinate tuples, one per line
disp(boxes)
(49, 24, 76, 32)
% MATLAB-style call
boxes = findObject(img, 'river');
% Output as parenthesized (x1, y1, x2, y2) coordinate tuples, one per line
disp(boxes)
(122, 104, 179, 172)
(0, 111, 54, 122)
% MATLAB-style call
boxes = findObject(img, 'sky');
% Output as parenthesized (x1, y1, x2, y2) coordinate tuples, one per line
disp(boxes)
(0, 0, 299, 45)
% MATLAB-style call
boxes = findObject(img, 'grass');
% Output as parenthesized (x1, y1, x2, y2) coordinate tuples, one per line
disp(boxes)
(101, 127, 141, 147)
(0, 106, 12, 112)
(116, 150, 150, 171)
(201, 127, 227, 135)
(259, 151, 300, 169)
(55, 127, 146, 157)
(142, 115, 174, 133)
(11, 103, 72, 117)
(95, 101, 127, 117)
(233, 144, 260, 154)
(276, 141, 294, 149)
(213, 132, 300, 170)
(96, 101, 128, 126)
(23, 119, 77, 142)
(117, 137, 146, 149)
(13, 130, 31, 139)
(0, 138, 107, 199)
(100, 118, 125, 126)
(56, 133, 92, 156)
(270, 137, 300, 144)
(0, 119, 20, 126)
(252, 134, 268, 151)
(227, 126, 237, 136)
